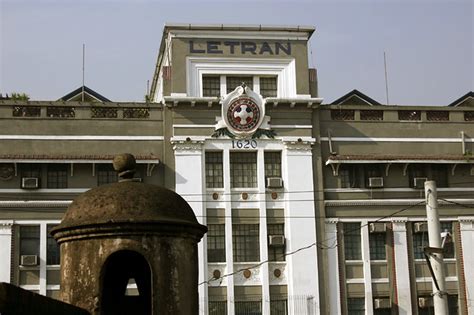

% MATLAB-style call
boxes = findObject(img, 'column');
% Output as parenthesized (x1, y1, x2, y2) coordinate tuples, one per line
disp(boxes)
(325, 219, 341, 315)
(459, 217, 474, 315)
(361, 220, 373, 315)
(0, 221, 13, 283)
(173, 139, 207, 314)
(283, 139, 320, 315)
(391, 219, 412, 315)
(39, 222, 47, 295)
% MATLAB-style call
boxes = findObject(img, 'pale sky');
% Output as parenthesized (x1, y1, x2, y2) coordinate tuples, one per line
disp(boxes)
(1, 0, 473, 105)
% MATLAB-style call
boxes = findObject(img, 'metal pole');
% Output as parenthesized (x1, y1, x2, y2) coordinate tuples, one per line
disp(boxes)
(424, 180, 448, 314)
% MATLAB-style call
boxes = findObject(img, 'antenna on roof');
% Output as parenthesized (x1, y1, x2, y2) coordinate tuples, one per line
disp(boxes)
(384, 51, 390, 105)
(82, 43, 86, 102)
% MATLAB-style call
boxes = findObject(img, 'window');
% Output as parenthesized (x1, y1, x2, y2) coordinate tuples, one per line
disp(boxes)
(413, 221, 453, 259)
(230, 152, 257, 188)
(21, 164, 41, 179)
(47, 164, 68, 188)
(417, 296, 434, 315)
(270, 299, 287, 315)
(427, 111, 449, 121)
(47, 224, 60, 265)
(440, 222, 454, 258)
(347, 298, 365, 315)
(398, 110, 421, 121)
(203, 75, 221, 97)
(344, 223, 361, 260)
(206, 152, 224, 188)
(97, 164, 117, 186)
(209, 301, 227, 315)
(20, 226, 40, 261)
(360, 110, 383, 121)
(365, 165, 383, 188)
(448, 295, 459, 315)
(369, 232, 386, 260)
(234, 300, 261, 315)
(264, 152, 281, 178)
(339, 165, 359, 188)
(267, 223, 285, 261)
(207, 224, 226, 262)
(331, 109, 355, 121)
(408, 165, 427, 188)
(226, 76, 253, 94)
(259, 77, 277, 98)
(430, 164, 448, 188)
(465, 111, 474, 121)
(233, 224, 260, 262)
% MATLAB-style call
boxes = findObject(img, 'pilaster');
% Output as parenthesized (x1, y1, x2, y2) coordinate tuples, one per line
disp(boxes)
(391, 218, 412, 315)
(0, 221, 13, 283)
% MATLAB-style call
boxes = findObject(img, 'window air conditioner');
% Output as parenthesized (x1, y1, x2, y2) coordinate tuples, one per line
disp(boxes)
(418, 297, 433, 308)
(414, 222, 428, 233)
(20, 255, 38, 266)
(368, 177, 384, 188)
(268, 235, 285, 246)
(21, 177, 39, 189)
(266, 177, 283, 188)
(413, 177, 427, 189)
(369, 223, 387, 233)
(374, 298, 391, 309)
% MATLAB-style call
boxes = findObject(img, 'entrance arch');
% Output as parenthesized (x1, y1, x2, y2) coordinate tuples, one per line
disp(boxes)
(100, 250, 152, 315)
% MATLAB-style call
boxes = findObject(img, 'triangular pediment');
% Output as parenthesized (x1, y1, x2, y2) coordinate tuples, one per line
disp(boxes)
(330, 89, 381, 106)
(449, 91, 474, 107)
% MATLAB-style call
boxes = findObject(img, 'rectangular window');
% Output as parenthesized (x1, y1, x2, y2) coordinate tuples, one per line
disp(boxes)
(408, 165, 427, 188)
(267, 223, 285, 261)
(97, 164, 117, 186)
(430, 164, 448, 188)
(365, 165, 383, 188)
(234, 301, 261, 315)
(440, 221, 454, 258)
(347, 298, 365, 315)
(448, 295, 458, 315)
(264, 152, 281, 178)
(427, 110, 449, 121)
(398, 110, 421, 121)
(259, 77, 277, 98)
(20, 226, 40, 261)
(203, 75, 221, 97)
(21, 164, 41, 179)
(270, 299, 288, 315)
(226, 76, 253, 94)
(360, 110, 383, 121)
(233, 224, 260, 262)
(369, 232, 387, 260)
(417, 296, 434, 315)
(206, 152, 224, 188)
(47, 164, 68, 188)
(331, 109, 355, 121)
(344, 223, 361, 260)
(465, 111, 474, 121)
(208, 301, 227, 315)
(47, 225, 60, 265)
(207, 224, 226, 262)
(339, 165, 359, 188)
(413, 221, 454, 259)
(230, 152, 257, 188)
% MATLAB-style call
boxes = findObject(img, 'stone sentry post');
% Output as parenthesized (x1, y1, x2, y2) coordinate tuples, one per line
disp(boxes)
(51, 153, 207, 315)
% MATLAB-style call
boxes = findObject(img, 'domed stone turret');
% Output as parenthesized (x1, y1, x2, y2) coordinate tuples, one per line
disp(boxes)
(51, 154, 207, 315)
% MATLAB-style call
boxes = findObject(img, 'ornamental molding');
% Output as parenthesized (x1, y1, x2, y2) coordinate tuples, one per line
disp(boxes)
(325, 218, 340, 224)
(0, 200, 71, 208)
(171, 137, 205, 152)
(283, 138, 315, 151)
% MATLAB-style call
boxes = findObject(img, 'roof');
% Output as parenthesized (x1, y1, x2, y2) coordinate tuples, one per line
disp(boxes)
(59, 86, 111, 102)
(330, 89, 381, 106)
(448, 91, 474, 107)
(0, 154, 159, 163)
(326, 154, 472, 164)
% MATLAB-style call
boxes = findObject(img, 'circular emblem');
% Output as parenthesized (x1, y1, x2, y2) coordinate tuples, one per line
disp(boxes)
(0, 164, 14, 181)
(227, 97, 261, 132)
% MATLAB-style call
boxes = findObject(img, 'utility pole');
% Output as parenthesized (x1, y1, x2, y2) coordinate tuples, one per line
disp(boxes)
(424, 180, 448, 314)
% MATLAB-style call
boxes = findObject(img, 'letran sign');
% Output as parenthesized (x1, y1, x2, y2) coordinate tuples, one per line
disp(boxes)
(189, 41, 291, 55)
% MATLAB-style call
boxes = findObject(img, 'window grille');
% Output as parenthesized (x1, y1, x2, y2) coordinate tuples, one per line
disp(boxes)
(339, 165, 359, 188)
(398, 110, 421, 121)
(264, 152, 281, 178)
(97, 164, 117, 186)
(230, 152, 257, 188)
(203, 75, 221, 97)
(412, 222, 452, 259)
(369, 232, 386, 260)
(21, 164, 41, 179)
(20, 226, 40, 259)
(465, 111, 474, 121)
(46, 107, 75, 118)
(232, 224, 260, 262)
(208, 301, 227, 315)
(12, 106, 41, 117)
(91, 107, 118, 118)
(47, 225, 60, 265)
(259, 77, 277, 98)
(267, 223, 285, 261)
(331, 109, 355, 121)
(347, 298, 365, 315)
(360, 110, 383, 121)
(234, 300, 262, 315)
(205, 152, 224, 188)
(123, 108, 149, 119)
(207, 224, 226, 262)
(448, 295, 459, 315)
(343, 223, 361, 260)
(270, 299, 288, 315)
(427, 110, 449, 121)
(226, 76, 253, 94)
(47, 165, 68, 189)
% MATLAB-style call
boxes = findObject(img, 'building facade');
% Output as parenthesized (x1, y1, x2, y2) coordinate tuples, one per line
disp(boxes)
(0, 24, 473, 315)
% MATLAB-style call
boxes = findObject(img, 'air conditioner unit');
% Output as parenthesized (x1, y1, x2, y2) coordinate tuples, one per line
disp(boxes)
(413, 177, 427, 189)
(21, 177, 39, 189)
(414, 222, 428, 233)
(374, 298, 391, 309)
(368, 177, 384, 188)
(266, 177, 283, 188)
(268, 235, 285, 246)
(20, 255, 38, 266)
(418, 297, 433, 308)
(369, 223, 387, 233)
(132, 177, 142, 182)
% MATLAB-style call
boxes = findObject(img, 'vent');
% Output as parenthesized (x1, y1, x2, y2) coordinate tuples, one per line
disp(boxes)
(418, 297, 433, 308)
(266, 177, 283, 188)
(374, 298, 391, 309)
(368, 177, 384, 188)
(369, 223, 387, 233)
(20, 255, 38, 266)
(21, 177, 39, 189)
(413, 177, 427, 189)
(414, 222, 428, 233)
(268, 235, 285, 246)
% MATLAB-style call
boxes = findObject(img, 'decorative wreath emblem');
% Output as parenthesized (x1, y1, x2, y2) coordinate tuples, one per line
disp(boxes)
(0, 164, 14, 181)
(227, 97, 261, 132)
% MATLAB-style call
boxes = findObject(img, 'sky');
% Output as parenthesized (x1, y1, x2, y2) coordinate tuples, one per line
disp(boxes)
(0, 0, 473, 105)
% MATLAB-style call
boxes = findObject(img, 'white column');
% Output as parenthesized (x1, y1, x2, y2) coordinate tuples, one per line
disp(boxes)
(173, 139, 207, 314)
(325, 219, 341, 315)
(223, 148, 235, 315)
(39, 222, 47, 295)
(0, 221, 13, 283)
(283, 139, 320, 315)
(391, 219, 412, 315)
(459, 217, 474, 315)
(361, 220, 374, 315)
